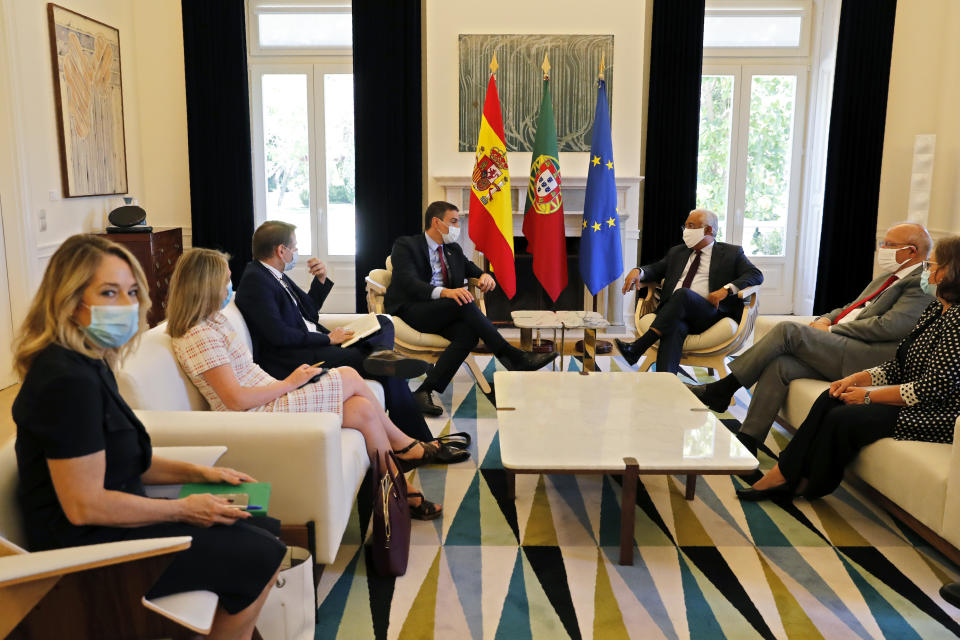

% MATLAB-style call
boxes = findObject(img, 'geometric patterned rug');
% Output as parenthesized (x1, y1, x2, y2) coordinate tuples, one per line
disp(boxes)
(315, 356, 960, 639)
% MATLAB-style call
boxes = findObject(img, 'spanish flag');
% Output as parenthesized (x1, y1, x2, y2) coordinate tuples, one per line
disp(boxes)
(468, 55, 516, 299)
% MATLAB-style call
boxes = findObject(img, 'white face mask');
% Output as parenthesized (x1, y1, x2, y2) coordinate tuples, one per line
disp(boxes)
(440, 221, 460, 244)
(682, 227, 705, 249)
(877, 247, 909, 274)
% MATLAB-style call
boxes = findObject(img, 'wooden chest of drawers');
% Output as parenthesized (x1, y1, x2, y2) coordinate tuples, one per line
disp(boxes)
(97, 227, 183, 326)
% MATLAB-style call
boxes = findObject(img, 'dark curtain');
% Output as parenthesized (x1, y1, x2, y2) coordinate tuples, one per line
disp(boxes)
(814, 0, 898, 313)
(181, 0, 255, 285)
(352, 1, 423, 311)
(640, 0, 705, 264)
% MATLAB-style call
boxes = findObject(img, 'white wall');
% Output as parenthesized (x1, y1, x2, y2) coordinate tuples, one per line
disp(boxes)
(424, 0, 647, 211)
(4, 0, 146, 269)
(878, 0, 960, 238)
(0, 0, 190, 321)
(130, 0, 192, 245)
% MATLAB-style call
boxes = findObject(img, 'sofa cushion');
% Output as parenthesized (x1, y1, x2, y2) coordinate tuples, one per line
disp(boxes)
(119, 323, 208, 411)
(637, 313, 738, 351)
(851, 439, 951, 535)
(393, 316, 451, 350)
(220, 302, 253, 352)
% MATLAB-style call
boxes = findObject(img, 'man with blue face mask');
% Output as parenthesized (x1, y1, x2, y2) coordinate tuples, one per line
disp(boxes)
(386, 201, 558, 416)
(615, 208, 764, 375)
(688, 222, 934, 460)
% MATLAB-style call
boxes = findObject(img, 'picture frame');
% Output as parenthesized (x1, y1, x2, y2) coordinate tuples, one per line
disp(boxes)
(47, 3, 128, 197)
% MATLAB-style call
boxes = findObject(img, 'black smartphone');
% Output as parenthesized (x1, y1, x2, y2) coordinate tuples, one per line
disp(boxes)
(299, 367, 330, 388)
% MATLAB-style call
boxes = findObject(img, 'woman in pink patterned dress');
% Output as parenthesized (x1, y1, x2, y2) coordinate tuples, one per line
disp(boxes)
(166, 249, 445, 520)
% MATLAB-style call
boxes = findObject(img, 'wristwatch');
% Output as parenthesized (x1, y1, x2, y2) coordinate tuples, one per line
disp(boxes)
(863, 390, 872, 405)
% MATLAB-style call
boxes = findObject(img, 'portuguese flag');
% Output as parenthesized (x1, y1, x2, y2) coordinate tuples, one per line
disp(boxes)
(522, 58, 568, 302)
(468, 56, 516, 298)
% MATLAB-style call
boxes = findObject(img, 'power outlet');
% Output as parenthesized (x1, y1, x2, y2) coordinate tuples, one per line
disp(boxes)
(38, 209, 47, 232)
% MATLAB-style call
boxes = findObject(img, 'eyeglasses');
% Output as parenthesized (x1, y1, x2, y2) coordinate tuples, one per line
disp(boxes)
(922, 260, 939, 270)
(877, 241, 917, 250)
(681, 225, 704, 231)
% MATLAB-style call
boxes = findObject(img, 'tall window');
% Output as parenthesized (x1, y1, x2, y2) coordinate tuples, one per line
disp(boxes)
(696, 1, 811, 313)
(248, 2, 355, 260)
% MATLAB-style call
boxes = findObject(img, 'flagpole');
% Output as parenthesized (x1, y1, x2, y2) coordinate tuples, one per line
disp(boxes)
(577, 51, 614, 357)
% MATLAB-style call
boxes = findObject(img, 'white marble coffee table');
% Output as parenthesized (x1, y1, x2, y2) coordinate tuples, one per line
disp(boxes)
(495, 371, 758, 565)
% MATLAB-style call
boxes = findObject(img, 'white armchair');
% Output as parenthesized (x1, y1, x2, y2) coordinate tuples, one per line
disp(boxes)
(116, 301, 373, 564)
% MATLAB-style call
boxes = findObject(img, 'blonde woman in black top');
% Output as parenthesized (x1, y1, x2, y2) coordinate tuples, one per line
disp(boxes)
(738, 236, 960, 501)
(13, 235, 284, 640)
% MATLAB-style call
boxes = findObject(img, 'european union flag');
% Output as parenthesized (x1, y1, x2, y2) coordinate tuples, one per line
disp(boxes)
(580, 78, 623, 295)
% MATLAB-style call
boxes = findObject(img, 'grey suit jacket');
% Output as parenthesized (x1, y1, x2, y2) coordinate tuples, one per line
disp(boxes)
(821, 267, 933, 373)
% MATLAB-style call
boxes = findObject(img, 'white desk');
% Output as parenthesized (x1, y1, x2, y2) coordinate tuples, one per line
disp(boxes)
(495, 371, 758, 564)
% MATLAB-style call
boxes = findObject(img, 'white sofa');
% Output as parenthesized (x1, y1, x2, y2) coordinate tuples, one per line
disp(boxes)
(114, 302, 380, 564)
(755, 315, 960, 560)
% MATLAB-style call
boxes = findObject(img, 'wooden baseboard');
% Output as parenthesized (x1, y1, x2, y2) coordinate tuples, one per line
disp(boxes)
(774, 417, 960, 566)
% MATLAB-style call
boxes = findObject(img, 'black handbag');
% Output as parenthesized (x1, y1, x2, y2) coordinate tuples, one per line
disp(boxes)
(370, 450, 410, 576)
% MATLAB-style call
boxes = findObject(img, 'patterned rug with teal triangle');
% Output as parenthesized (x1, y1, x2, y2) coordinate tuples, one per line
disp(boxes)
(315, 355, 960, 639)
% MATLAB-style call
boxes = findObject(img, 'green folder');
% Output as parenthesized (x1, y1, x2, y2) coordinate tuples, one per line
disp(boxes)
(177, 482, 271, 516)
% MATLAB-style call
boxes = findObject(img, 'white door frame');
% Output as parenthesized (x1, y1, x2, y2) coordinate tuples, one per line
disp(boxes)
(249, 62, 355, 311)
(700, 62, 809, 314)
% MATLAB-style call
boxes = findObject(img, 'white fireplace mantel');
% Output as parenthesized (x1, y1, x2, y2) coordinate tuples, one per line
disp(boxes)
(434, 175, 643, 327)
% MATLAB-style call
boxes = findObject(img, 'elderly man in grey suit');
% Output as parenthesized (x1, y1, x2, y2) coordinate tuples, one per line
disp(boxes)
(688, 222, 933, 456)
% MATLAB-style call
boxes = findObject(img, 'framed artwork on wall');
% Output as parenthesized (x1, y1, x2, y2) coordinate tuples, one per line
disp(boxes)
(47, 3, 128, 197)
(459, 34, 614, 153)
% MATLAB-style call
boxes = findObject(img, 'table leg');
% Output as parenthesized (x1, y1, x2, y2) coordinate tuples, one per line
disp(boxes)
(520, 328, 532, 351)
(620, 458, 639, 565)
(560, 326, 566, 371)
(685, 475, 697, 500)
(583, 328, 597, 372)
(506, 470, 516, 501)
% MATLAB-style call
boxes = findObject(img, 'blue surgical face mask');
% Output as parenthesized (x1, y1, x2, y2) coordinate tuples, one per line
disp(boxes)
(220, 281, 233, 310)
(82, 303, 140, 349)
(920, 268, 938, 297)
(283, 247, 298, 272)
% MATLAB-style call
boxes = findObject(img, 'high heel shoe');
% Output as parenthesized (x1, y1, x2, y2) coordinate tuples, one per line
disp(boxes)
(407, 492, 442, 520)
(393, 439, 470, 472)
(735, 482, 795, 502)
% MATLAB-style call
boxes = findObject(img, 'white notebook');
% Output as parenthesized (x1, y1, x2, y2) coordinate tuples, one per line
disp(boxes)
(339, 313, 381, 348)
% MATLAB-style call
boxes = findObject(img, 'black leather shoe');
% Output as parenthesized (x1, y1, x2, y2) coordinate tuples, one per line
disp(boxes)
(614, 338, 644, 366)
(940, 582, 960, 609)
(506, 350, 558, 372)
(413, 389, 443, 416)
(363, 351, 432, 379)
(735, 483, 794, 502)
(498, 349, 556, 371)
(683, 382, 731, 414)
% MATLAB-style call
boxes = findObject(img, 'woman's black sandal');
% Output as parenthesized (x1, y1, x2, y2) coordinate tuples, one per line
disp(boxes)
(408, 492, 442, 520)
(393, 439, 471, 472)
(435, 432, 471, 450)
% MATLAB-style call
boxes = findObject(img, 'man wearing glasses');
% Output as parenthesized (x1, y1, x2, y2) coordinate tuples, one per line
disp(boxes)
(616, 208, 764, 374)
(688, 222, 933, 458)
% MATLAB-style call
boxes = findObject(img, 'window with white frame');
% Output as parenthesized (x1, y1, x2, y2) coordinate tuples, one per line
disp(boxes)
(248, 1, 355, 262)
(696, 0, 813, 314)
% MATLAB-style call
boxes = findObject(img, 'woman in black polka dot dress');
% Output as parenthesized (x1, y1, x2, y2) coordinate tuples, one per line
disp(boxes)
(737, 235, 960, 501)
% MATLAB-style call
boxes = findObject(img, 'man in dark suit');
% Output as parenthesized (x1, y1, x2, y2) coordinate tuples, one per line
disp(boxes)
(615, 208, 764, 374)
(235, 220, 434, 441)
(387, 201, 558, 415)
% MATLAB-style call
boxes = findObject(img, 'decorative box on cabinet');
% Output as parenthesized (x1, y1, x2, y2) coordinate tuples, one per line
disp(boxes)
(96, 227, 183, 326)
